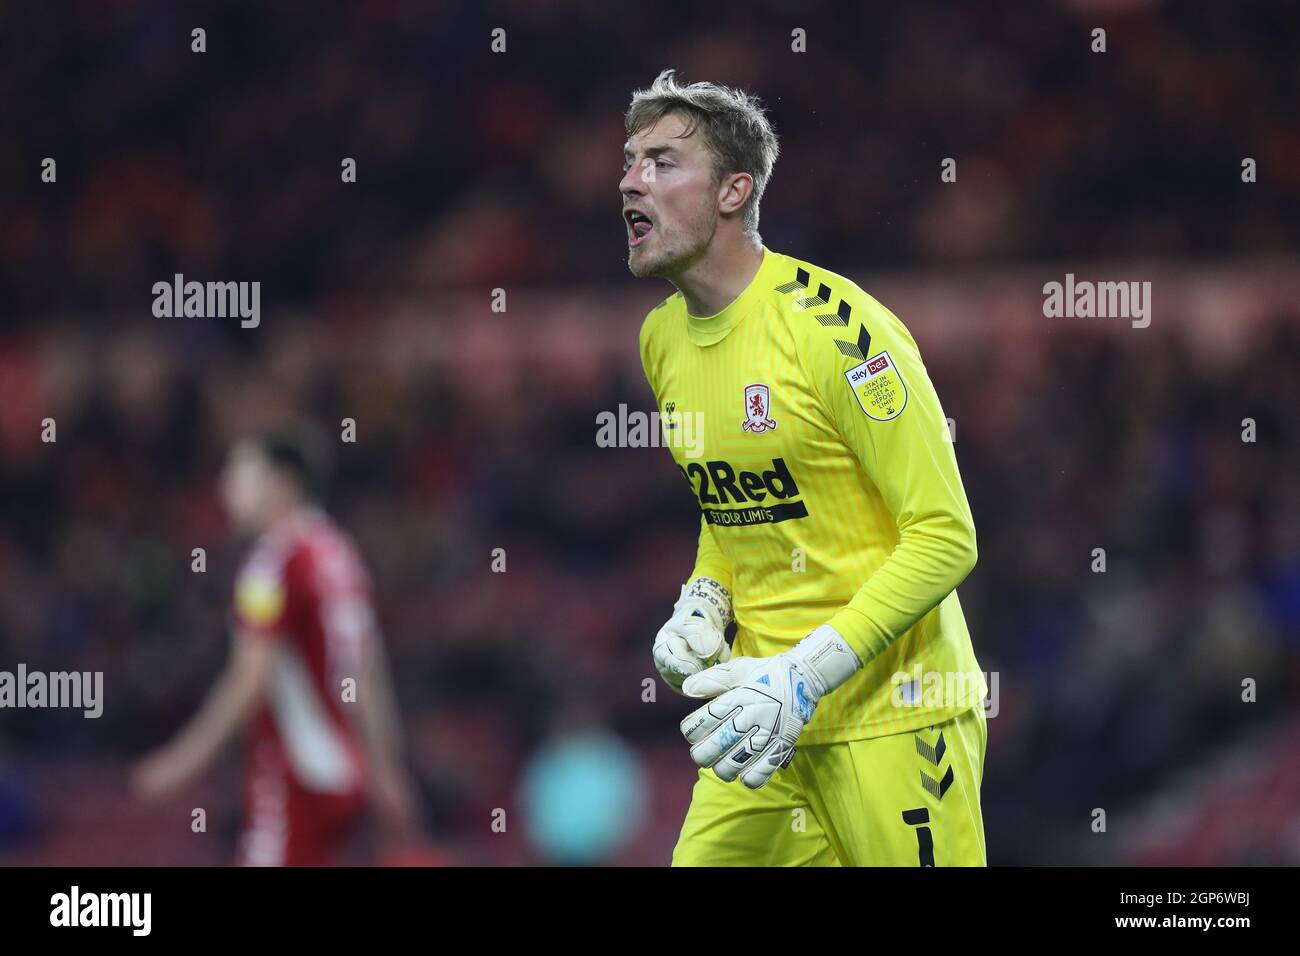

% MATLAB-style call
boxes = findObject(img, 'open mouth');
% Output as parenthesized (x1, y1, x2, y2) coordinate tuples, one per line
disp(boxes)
(625, 209, 654, 248)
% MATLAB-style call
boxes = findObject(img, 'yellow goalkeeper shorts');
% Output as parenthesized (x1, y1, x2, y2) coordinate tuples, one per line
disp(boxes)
(671, 704, 987, 866)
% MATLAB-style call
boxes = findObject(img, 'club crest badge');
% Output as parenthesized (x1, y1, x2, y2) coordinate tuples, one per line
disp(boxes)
(741, 383, 777, 433)
(844, 351, 908, 421)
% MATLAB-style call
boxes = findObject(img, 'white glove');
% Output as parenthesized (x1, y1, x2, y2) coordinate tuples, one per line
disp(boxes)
(679, 625, 861, 789)
(653, 577, 733, 695)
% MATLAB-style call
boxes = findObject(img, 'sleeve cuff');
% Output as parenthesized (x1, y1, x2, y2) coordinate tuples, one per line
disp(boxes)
(826, 605, 894, 664)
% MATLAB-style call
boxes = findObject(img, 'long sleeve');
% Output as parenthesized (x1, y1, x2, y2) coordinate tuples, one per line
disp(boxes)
(805, 303, 978, 663)
(687, 514, 734, 591)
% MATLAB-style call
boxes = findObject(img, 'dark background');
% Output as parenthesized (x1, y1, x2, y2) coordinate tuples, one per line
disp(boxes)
(1, 0, 1298, 865)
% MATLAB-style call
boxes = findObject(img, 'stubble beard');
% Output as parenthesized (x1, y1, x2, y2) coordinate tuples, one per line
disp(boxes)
(627, 205, 718, 281)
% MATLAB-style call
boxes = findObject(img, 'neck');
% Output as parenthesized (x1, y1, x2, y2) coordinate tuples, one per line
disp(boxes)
(671, 234, 764, 317)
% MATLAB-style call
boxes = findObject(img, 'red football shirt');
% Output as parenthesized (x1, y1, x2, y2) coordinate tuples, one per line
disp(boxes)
(230, 507, 373, 864)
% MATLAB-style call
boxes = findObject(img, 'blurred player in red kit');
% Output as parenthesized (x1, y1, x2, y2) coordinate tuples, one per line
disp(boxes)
(132, 426, 418, 865)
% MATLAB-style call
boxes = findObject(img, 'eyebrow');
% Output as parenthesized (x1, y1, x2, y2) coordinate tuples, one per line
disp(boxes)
(623, 144, 681, 161)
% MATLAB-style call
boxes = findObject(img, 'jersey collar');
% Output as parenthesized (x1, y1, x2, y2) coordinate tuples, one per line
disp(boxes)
(685, 246, 778, 346)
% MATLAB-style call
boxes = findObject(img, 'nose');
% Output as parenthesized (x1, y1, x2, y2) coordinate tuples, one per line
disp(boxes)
(620, 161, 646, 200)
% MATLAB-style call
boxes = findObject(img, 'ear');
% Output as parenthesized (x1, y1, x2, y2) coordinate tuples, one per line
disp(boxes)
(717, 172, 754, 218)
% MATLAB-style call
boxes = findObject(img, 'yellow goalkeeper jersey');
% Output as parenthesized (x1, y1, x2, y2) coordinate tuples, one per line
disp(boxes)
(639, 246, 986, 743)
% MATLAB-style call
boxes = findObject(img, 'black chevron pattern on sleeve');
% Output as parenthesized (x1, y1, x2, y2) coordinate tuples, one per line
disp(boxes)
(774, 267, 810, 294)
(777, 264, 874, 363)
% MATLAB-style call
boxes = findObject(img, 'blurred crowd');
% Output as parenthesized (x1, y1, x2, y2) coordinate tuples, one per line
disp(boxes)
(1, 0, 1298, 864)
(1, 293, 1296, 864)
(4, 1, 1299, 318)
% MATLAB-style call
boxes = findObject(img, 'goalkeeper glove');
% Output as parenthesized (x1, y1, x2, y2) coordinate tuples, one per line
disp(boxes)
(653, 576, 733, 695)
(679, 624, 861, 789)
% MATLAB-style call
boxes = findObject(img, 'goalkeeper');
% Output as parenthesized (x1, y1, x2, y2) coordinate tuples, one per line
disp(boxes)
(625, 71, 989, 866)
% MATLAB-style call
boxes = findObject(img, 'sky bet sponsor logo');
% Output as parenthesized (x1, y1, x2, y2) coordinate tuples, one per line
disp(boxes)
(680, 457, 809, 526)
